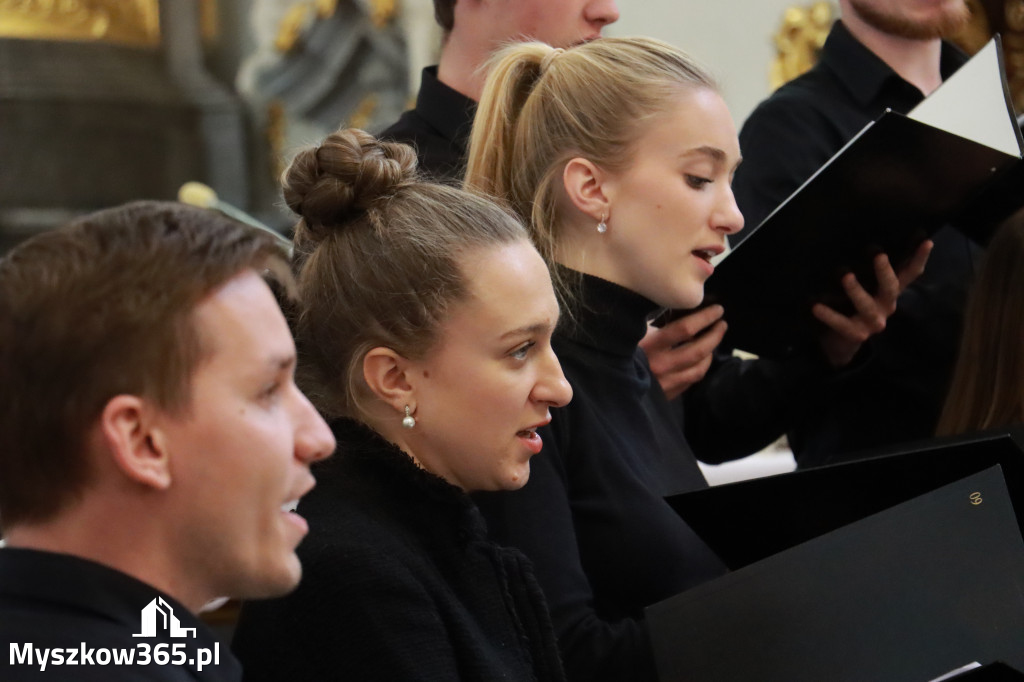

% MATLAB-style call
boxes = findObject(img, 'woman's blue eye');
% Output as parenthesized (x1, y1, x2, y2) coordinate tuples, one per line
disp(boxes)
(511, 342, 536, 361)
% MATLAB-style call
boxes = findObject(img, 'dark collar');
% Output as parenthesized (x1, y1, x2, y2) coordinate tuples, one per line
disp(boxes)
(559, 269, 661, 358)
(416, 66, 477, 152)
(821, 20, 968, 109)
(0, 547, 239, 679)
(321, 418, 488, 543)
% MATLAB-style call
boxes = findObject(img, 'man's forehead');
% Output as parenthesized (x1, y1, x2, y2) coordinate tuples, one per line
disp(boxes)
(191, 270, 295, 368)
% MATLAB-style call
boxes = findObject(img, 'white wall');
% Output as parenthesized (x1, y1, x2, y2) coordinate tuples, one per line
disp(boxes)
(607, 0, 806, 126)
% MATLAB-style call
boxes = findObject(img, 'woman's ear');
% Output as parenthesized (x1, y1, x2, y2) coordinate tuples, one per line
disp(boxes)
(563, 157, 611, 222)
(363, 347, 415, 413)
(99, 395, 173, 490)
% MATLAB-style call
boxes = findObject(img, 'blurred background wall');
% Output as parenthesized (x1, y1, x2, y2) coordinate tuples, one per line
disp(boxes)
(0, 0, 1008, 251)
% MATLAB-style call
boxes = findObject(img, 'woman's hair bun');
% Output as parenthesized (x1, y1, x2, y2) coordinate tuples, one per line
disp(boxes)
(282, 128, 418, 237)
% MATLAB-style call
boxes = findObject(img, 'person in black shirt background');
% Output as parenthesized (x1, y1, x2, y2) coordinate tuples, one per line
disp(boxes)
(380, 0, 620, 181)
(730, 0, 978, 467)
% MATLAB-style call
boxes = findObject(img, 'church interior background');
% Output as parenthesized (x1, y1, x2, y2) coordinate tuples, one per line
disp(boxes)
(1, 0, 1018, 254)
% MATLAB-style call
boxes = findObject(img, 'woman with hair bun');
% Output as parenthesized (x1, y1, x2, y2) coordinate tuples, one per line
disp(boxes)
(232, 128, 573, 681)
(465, 38, 921, 682)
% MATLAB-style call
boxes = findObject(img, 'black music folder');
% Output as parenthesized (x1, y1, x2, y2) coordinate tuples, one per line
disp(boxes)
(695, 37, 1024, 358)
(647, 466, 1024, 682)
(945, 662, 1024, 681)
(665, 428, 1024, 569)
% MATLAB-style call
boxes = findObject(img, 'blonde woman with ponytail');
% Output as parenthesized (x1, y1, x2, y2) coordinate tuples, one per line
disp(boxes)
(233, 128, 572, 681)
(466, 37, 920, 682)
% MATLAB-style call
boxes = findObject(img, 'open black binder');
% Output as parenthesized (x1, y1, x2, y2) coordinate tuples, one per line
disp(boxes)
(949, 663, 1024, 681)
(647, 466, 1024, 682)
(665, 428, 1024, 570)
(689, 37, 1024, 358)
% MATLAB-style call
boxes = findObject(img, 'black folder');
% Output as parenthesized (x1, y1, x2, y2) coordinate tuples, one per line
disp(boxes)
(665, 428, 1024, 570)
(949, 662, 1024, 681)
(687, 37, 1024, 358)
(647, 466, 1024, 682)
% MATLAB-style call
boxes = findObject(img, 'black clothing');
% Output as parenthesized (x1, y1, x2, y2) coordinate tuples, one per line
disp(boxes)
(232, 419, 566, 682)
(0, 548, 239, 681)
(734, 20, 969, 232)
(731, 20, 979, 467)
(379, 66, 476, 182)
(683, 347, 840, 463)
(477, 273, 728, 682)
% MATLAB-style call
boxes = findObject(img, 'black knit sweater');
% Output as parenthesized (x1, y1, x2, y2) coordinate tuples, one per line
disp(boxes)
(232, 419, 566, 682)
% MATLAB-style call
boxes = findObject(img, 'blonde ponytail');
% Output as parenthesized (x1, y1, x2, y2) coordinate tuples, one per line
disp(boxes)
(465, 37, 717, 308)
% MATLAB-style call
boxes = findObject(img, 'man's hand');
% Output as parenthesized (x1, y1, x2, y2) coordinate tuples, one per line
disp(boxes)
(640, 305, 727, 400)
(813, 239, 933, 367)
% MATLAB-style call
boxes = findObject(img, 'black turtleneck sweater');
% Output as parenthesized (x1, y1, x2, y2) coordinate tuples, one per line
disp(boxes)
(232, 419, 566, 682)
(476, 273, 728, 682)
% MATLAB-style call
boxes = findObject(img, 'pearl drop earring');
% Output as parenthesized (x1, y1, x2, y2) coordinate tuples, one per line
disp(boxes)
(402, 405, 416, 429)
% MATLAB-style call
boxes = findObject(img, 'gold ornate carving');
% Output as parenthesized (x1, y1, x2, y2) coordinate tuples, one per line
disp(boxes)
(368, 0, 396, 28)
(769, 1, 835, 90)
(0, 0, 218, 47)
(274, 0, 395, 53)
(275, 0, 338, 53)
(346, 93, 378, 130)
(200, 0, 218, 43)
(0, 0, 160, 46)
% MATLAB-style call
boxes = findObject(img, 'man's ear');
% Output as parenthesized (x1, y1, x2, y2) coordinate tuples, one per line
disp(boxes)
(363, 347, 416, 414)
(99, 395, 172, 491)
(563, 157, 611, 223)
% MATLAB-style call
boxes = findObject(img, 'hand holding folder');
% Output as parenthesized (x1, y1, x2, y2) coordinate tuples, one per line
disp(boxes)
(693, 37, 1024, 359)
(811, 242, 932, 366)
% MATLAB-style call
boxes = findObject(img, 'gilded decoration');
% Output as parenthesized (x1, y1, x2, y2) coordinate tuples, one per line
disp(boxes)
(275, 0, 395, 53)
(241, 0, 412, 195)
(347, 93, 379, 129)
(770, 1, 834, 90)
(0, 0, 218, 47)
(275, 0, 338, 52)
(0, 0, 160, 47)
(368, 0, 396, 28)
